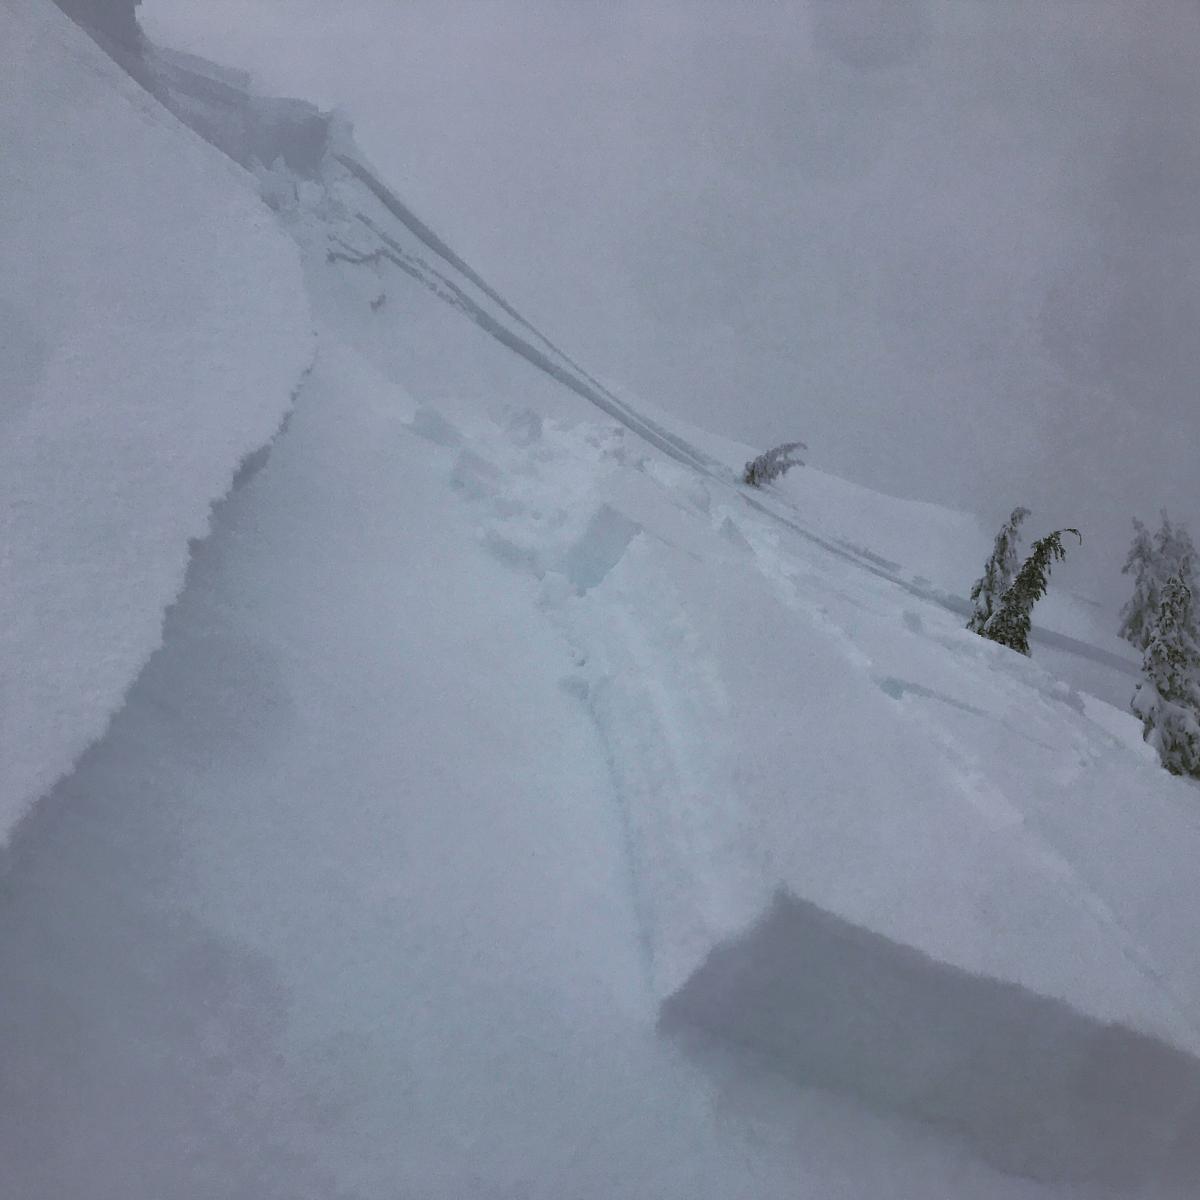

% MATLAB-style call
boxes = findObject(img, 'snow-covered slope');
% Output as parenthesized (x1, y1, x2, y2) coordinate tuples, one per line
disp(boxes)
(4, 12, 1200, 1197)
(0, 0, 313, 842)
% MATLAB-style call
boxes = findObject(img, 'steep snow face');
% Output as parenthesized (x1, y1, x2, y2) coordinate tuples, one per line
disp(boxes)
(6, 23, 1200, 1198)
(0, 0, 313, 841)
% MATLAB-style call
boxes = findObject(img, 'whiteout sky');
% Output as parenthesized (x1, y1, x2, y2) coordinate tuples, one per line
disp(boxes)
(144, 0, 1200, 612)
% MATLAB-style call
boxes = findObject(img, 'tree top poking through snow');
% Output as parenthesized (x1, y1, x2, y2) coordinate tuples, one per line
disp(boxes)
(743, 442, 806, 488)
(967, 506, 1030, 636)
(983, 528, 1081, 657)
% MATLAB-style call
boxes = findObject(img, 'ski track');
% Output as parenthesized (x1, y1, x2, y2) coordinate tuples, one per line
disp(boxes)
(413, 402, 745, 1000)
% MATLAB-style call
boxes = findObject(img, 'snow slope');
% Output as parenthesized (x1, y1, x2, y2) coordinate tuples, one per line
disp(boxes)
(0, 0, 313, 842)
(4, 14, 1200, 1197)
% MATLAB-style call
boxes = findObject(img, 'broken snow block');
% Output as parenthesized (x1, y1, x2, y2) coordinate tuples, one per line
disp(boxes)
(660, 890, 1200, 1187)
(482, 529, 543, 577)
(503, 407, 543, 447)
(561, 505, 642, 594)
(407, 406, 463, 448)
(449, 450, 503, 502)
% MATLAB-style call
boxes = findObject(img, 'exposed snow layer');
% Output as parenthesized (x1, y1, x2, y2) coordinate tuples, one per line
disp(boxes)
(0, 0, 313, 841)
(6, 27, 1200, 1198)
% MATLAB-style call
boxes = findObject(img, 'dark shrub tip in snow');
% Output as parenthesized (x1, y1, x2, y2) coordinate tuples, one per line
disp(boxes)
(743, 442, 807, 488)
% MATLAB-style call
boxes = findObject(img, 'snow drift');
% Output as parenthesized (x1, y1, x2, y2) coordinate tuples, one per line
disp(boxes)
(5, 4, 1200, 1196)
(0, 0, 313, 841)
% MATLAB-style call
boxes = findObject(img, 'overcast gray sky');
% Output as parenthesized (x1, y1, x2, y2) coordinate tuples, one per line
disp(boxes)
(144, 0, 1200, 614)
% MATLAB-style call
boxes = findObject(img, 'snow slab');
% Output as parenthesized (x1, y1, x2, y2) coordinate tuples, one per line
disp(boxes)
(0, 0, 313, 841)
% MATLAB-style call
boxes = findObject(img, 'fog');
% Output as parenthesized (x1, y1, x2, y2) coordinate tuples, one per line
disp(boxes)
(144, 0, 1200, 614)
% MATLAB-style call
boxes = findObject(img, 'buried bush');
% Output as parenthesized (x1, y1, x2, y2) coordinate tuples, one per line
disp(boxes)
(743, 442, 806, 488)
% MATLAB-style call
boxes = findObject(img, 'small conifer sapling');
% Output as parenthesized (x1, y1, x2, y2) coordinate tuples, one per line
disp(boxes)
(983, 528, 1081, 656)
(967, 506, 1030, 634)
(743, 442, 806, 488)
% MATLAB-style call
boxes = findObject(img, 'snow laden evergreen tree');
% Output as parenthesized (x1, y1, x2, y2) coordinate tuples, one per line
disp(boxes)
(982, 528, 1081, 656)
(1153, 509, 1197, 567)
(1119, 511, 1198, 650)
(743, 442, 806, 487)
(966, 507, 1030, 634)
(1155, 513, 1198, 634)
(1132, 572, 1200, 778)
(1118, 518, 1159, 650)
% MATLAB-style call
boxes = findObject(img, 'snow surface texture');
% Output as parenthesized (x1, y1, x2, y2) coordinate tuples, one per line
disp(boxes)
(6, 10, 1200, 1196)
(0, 0, 313, 842)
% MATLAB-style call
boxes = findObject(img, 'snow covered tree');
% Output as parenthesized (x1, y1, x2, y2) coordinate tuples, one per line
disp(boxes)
(1153, 510, 1195, 565)
(966, 507, 1030, 634)
(982, 528, 1081, 656)
(743, 442, 806, 488)
(1118, 511, 1198, 650)
(1155, 513, 1197, 631)
(1132, 573, 1200, 778)
(1118, 518, 1159, 650)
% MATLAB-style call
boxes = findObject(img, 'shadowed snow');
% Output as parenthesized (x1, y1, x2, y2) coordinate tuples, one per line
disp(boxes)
(662, 889, 1200, 1187)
